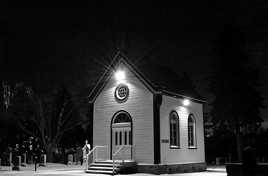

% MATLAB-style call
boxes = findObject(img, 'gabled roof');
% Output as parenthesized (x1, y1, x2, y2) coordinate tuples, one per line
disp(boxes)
(88, 51, 205, 103)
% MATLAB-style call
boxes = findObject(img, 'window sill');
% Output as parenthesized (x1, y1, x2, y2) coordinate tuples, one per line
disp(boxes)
(170, 145, 180, 149)
(188, 146, 197, 149)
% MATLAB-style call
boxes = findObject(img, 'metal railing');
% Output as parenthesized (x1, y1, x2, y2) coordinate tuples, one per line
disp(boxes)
(112, 146, 124, 174)
(85, 145, 135, 173)
(85, 145, 108, 171)
(112, 145, 134, 174)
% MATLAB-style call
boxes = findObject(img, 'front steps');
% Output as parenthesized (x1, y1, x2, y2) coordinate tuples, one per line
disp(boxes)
(86, 160, 136, 175)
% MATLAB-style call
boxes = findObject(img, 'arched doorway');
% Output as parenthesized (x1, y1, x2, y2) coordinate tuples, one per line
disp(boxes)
(111, 111, 132, 160)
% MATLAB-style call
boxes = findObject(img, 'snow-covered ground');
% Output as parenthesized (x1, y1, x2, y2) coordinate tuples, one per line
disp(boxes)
(0, 163, 227, 176)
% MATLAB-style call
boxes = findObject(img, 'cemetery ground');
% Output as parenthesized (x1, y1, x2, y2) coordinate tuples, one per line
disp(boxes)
(0, 164, 226, 176)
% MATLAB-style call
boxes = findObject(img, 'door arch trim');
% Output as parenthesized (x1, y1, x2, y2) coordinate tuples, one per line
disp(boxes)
(110, 110, 133, 160)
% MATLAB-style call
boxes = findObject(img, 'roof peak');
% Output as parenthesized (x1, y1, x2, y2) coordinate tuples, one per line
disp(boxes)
(88, 51, 205, 103)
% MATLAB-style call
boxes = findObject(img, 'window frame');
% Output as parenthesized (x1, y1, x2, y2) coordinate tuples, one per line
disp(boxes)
(169, 111, 180, 149)
(188, 114, 197, 149)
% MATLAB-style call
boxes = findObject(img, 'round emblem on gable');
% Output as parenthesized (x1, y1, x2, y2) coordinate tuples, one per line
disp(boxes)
(115, 84, 129, 103)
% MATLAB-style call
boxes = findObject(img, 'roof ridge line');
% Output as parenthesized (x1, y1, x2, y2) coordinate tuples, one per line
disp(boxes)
(87, 50, 121, 99)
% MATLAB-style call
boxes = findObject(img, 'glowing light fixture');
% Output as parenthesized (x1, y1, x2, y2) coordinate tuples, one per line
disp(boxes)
(115, 70, 126, 82)
(183, 99, 190, 106)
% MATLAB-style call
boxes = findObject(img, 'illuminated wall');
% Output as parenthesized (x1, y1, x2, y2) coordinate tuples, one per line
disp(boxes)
(93, 63, 154, 164)
(160, 95, 205, 164)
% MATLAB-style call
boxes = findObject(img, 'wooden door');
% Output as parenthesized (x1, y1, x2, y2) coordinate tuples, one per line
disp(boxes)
(112, 122, 132, 160)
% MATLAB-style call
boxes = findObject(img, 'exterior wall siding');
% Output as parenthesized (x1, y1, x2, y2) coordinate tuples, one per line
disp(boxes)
(93, 65, 154, 164)
(160, 95, 205, 164)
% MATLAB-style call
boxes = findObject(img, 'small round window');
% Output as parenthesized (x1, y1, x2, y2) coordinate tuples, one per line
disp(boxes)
(115, 84, 129, 103)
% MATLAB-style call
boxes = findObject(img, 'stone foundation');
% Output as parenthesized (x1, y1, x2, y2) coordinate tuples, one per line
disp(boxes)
(137, 162, 206, 174)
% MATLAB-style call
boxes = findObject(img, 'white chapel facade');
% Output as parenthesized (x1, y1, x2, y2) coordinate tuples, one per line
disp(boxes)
(88, 52, 206, 173)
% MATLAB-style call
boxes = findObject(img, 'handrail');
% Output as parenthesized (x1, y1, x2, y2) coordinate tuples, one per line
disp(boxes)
(86, 146, 98, 158)
(86, 145, 107, 158)
(85, 146, 97, 171)
(85, 145, 107, 171)
(112, 145, 130, 175)
(112, 146, 124, 158)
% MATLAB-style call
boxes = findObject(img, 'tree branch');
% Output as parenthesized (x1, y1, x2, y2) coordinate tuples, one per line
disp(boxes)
(55, 120, 89, 143)
(17, 121, 36, 137)
(60, 107, 75, 129)
(56, 100, 69, 135)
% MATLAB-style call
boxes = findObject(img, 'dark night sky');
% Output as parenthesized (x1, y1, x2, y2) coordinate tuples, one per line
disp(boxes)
(2, 6, 268, 125)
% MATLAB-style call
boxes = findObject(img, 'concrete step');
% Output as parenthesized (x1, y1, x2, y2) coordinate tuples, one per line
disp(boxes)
(90, 163, 120, 167)
(86, 169, 115, 175)
(98, 160, 134, 162)
(95, 160, 135, 165)
(95, 160, 123, 164)
(89, 166, 119, 171)
(86, 160, 136, 175)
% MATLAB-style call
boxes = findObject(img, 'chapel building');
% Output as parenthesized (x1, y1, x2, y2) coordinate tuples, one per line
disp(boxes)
(86, 52, 206, 174)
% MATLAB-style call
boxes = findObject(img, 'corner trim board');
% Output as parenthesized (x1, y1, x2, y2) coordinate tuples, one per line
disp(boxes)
(153, 93, 162, 164)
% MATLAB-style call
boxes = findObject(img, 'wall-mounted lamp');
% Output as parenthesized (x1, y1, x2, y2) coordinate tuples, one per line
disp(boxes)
(114, 70, 126, 83)
(182, 99, 190, 106)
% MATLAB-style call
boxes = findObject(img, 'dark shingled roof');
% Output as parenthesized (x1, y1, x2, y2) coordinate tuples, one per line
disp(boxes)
(88, 51, 205, 103)
(136, 61, 204, 101)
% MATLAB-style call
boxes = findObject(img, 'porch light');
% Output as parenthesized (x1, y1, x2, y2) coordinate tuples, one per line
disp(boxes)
(183, 99, 190, 106)
(115, 70, 126, 82)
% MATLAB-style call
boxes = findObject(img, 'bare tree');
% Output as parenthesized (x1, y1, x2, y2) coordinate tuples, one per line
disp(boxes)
(7, 83, 88, 161)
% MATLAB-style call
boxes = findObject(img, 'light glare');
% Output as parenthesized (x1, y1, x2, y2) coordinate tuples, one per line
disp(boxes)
(115, 70, 126, 82)
(183, 99, 190, 106)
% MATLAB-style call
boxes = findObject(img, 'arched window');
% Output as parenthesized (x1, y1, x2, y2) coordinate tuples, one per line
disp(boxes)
(113, 112, 131, 123)
(170, 111, 180, 148)
(188, 114, 196, 148)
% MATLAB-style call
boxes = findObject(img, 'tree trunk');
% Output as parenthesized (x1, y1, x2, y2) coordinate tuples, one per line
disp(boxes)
(46, 143, 57, 162)
(235, 123, 242, 162)
(236, 132, 242, 162)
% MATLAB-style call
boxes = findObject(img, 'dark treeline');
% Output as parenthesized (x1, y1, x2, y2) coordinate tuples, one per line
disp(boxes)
(1, 6, 268, 164)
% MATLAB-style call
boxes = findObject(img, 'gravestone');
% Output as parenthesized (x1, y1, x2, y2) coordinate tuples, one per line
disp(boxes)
(67, 154, 73, 165)
(12, 156, 21, 170)
(39, 154, 46, 166)
(9, 152, 12, 166)
(216, 157, 221, 165)
(21, 153, 27, 166)
(28, 154, 33, 164)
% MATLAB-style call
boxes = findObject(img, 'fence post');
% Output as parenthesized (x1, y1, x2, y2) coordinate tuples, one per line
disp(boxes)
(9, 152, 12, 166)
(96, 148, 98, 162)
(22, 153, 27, 166)
(108, 146, 109, 160)
(34, 155, 37, 171)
